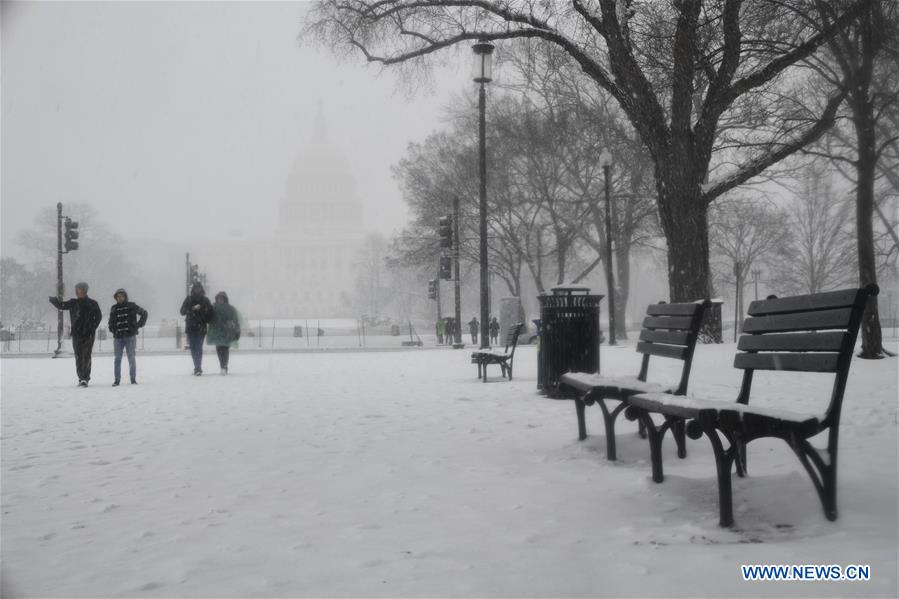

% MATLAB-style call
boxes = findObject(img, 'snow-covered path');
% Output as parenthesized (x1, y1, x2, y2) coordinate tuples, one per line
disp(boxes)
(2, 344, 897, 597)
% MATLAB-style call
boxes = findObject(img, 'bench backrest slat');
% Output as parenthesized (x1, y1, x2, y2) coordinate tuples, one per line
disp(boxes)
(639, 329, 691, 346)
(504, 322, 525, 353)
(635, 300, 710, 395)
(734, 352, 840, 372)
(636, 341, 688, 361)
(645, 303, 707, 317)
(737, 331, 848, 352)
(641, 315, 697, 331)
(733, 285, 878, 427)
(741, 308, 854, 334)
(747, 288, 866, 316)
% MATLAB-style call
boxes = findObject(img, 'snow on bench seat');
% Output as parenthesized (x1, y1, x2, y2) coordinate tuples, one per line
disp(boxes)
(628, 392, 823, 425)
(560, 372, 675, 396)
(471, 349, 512, 359)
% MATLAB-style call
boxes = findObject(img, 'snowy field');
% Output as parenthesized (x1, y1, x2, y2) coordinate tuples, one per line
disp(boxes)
(2, 342, 897, 597)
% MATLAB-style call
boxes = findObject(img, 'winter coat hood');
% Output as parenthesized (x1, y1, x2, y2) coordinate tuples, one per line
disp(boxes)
(215, 291, 229, 304)
(113, 288, 129, 301)
(191, 282, 205, 297)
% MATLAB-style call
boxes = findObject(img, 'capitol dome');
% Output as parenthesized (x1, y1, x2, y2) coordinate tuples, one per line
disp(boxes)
(277, 108, 364, 236)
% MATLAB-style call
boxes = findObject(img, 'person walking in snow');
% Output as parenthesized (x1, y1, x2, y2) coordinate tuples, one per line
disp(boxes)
(49, 282, 102, 387)
(489, 317, 500, 345)
(206, 291, 241, 375)
(468, 316, 479, 345)
(180, 281, 214, 375)
(436, 318, 445, 345)
(108, 288, 148, 386)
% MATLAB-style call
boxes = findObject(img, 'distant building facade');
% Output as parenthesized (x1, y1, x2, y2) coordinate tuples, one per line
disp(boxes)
(196, 113, 365, 318)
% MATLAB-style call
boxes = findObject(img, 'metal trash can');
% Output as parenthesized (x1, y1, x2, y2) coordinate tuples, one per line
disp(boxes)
(538, 285, 603, 397)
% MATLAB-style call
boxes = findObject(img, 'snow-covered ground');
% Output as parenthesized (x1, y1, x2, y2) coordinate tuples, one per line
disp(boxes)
(2, 341, 897, 597)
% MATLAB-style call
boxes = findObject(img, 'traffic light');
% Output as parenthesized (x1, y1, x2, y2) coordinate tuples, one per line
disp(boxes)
(427, 279, 438, 300)
(64, 218, 79, 252)
(190, 264, 199, 283)
(439, 256, 452, 280)
(438, 215, 453, 248)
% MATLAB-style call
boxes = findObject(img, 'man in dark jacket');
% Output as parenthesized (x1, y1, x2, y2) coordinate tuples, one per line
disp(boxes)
(108, 288, 148, 386)
(180, 282, 214, 375)
(49, 282, 102, 387)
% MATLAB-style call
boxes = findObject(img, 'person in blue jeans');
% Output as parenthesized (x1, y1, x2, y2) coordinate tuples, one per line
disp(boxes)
(108, 288, 148, 385)
(180, 282, 214, 375)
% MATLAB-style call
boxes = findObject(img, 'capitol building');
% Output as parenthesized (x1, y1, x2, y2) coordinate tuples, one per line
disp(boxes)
(195, 112, 366, 318)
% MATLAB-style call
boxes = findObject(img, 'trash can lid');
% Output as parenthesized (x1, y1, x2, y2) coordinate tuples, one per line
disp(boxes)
(550, 284, 591, 295)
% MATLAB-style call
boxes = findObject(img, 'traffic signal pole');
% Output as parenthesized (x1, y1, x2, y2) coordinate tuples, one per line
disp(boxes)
(453, 196, 463, 347)
(54, 203, 64, 356)
(436, 261, 442, 323)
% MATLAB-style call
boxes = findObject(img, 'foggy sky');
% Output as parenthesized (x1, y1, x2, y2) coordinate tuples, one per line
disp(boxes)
(1, 1, 464, 256)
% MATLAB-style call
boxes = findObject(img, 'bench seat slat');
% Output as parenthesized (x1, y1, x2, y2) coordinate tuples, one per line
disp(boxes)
(645, 303, 705, 316)
(560, 372, 676, 396)
(636, 341, 688, 360)
(737, 331, 847, 352)
(747, 288, 865, 316)
(639, 329, 691, 346)
(641, 315, 696, 330)
(741, 308, 853, 333)
(733, 352, 840, 372)
(630, 392, 822, 425)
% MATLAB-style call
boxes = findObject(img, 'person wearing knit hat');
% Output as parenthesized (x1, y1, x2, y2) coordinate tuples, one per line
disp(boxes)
(108, 288, 149, 386)
(48, 282, 102, 387)
(179, 281, 214, 375)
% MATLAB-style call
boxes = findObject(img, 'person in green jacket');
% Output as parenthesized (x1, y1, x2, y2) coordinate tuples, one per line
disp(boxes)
(436, 318, 445, 345)
(206, 291, 241, 375)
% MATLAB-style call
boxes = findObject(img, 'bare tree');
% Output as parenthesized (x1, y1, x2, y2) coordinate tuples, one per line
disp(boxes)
(305, 0, 867, 311)
(806, 0, 899, 357)
(709, 195, 790, 324)
(352, 232, 390, 318)
(0, 257, 56, 328)
(15, 204, 157, 314)
(770, 165, 856, 295)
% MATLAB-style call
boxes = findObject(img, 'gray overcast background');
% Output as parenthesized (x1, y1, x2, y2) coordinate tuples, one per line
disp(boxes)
(2, 0, 462, 256)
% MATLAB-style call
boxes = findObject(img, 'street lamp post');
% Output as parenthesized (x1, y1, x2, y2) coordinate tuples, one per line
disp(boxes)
(599, 149, 616, 345)
(473, 39, 494, 349)
(452, 196, 464, 348)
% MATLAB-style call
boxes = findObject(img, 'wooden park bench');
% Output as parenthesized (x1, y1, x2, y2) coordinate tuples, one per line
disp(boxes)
(471, 322, 525, 382)
(559, 300, 711, 461)
(624, 285, 878, 527)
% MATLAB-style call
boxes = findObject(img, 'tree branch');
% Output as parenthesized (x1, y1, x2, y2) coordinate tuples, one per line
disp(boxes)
(702, 89, 847, 202)
(727, 0, 868, 101)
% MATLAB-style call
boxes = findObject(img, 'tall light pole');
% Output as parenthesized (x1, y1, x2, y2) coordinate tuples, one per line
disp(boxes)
(599, 149, 616, 345)
(453, 196, 464, 348)
(473, 39, 494, 349)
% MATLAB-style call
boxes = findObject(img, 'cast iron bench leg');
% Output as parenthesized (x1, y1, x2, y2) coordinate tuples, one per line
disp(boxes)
(575, 398, 587, 441)
(673, 420, 687, 459)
